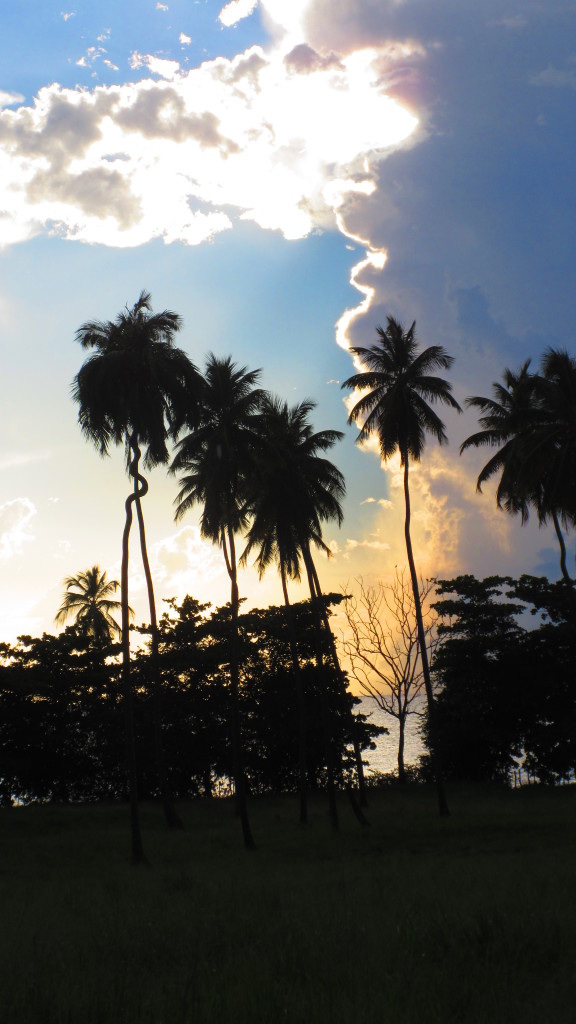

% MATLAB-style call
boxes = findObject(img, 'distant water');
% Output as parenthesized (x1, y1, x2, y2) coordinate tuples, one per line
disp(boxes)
(356, 695, 426, 777)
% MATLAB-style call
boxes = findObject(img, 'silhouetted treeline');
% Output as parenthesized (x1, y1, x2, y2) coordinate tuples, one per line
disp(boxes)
(0, 596, 379, 806)
(420, 574, 576, 784)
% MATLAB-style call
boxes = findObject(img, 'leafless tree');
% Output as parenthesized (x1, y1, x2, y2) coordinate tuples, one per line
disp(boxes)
(339, 568, 439, 784)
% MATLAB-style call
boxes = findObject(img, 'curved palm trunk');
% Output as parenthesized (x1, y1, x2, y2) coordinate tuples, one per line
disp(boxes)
(122, 443, 146, 865)
(280, 565, 308, 824)
(133, 464, 184, 830)
(403, 455, 449, 818)
(302, 543, 339, 832)
(223, 524, 255, 851)
(309, 559, 369, 820)
(552, 510, 571, 582)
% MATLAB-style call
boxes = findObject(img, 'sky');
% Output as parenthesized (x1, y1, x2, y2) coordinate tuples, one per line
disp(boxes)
(0, 0, 575, 642)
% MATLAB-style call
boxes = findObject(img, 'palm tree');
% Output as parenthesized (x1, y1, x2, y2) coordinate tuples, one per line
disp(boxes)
(72, 290, 202, 860)
(171, 354, 265, 850)
(55, 565, 124, 645)
(342, 316, 461, 817)
(460, 356, 575, 581)
(241, 395, 346, 825)
(523, 349, 576, 569)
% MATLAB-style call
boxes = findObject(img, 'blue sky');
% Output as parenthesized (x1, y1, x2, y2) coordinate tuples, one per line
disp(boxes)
(2, 1, 269, 97)
(0, 0, 575, 641)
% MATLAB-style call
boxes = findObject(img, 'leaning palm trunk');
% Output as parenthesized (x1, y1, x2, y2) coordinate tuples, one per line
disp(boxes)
(552, 510, 571, 582)
(403, 455, 449, 817)
(223, 525, 255, 851)
(302, 544, 339, 831)
(122, 446, 146, 865)
(132, 448, 184, 830)
(280, 565, 308, 824)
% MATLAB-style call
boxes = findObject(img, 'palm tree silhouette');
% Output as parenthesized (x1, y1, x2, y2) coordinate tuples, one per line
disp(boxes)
(241, 395, 345, 825)
(72, 290, 202, 860)
(342, 316, 461, 817)
(172, 354, 265, 850)
(55, 565, 124, 645)
(524, 349, 576, 572)
(460, 361, 538, 511)
(460, 355, 574, 581)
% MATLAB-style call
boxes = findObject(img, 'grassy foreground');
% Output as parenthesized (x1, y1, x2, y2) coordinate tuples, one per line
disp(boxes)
(1, 785, 575, 1024)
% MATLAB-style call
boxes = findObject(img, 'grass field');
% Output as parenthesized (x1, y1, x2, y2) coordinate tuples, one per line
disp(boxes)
(1, 784, 575, 1023)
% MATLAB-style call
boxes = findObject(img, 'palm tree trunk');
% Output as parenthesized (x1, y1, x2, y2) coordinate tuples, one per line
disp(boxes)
(302, 544, 339, 832)
(552, 510, 571, 582)
(122, 441, 146, 865)
(402, 454, 449, 818)
(133, 466, 184, 830)
(398, 713, 406, 785)
(224, 525, 255, 851)
(280, 565, 308, 824)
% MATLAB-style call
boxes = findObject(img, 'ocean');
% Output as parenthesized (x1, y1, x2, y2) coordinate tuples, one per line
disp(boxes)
(356, 694, 426, 777)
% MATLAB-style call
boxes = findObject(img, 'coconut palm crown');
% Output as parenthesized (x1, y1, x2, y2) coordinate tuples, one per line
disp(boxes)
(72, 290, 201, 467)
(241, 395, 345, 582)
(526, 348, 576, 526)
(460, 360, 540, 522)
(342, 317, 461, 463)
(172, 354, 266, 544)
(55, 565, 125, 643)
(461, 351, 576, 580)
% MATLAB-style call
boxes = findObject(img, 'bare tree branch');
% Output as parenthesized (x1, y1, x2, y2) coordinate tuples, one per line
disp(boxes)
(339, 568, 439, 782)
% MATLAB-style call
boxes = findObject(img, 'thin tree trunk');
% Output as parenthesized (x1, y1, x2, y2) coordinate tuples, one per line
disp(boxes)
(302, 544, 339, 832)
(552, 509, 571, 582)
(134, 472, 184, 830)
(224, 525, 255, 850)
(122, 440, 146, 865)
(280, 565, 308, 824)
(398, 713, 406, 785)
(403, 455, 450, 818)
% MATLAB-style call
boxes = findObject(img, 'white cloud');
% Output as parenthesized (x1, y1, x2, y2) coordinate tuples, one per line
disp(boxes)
(151, 525, 227, 597)
(219, 0, 259, 28)
(179, 33, 192, 46)
(362, 497, 393, 509)
(156, 3, 168, 9)
(0, 498, 36, 560)
(0, 40, 416, 250)
(0, 91, 24, 109)
(345, 538, 391, 553)
(61, 11, 75, 21)
(531, 62, 576, 90)
(75, 43, 110, 73)
(130, 53, 182, 80)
